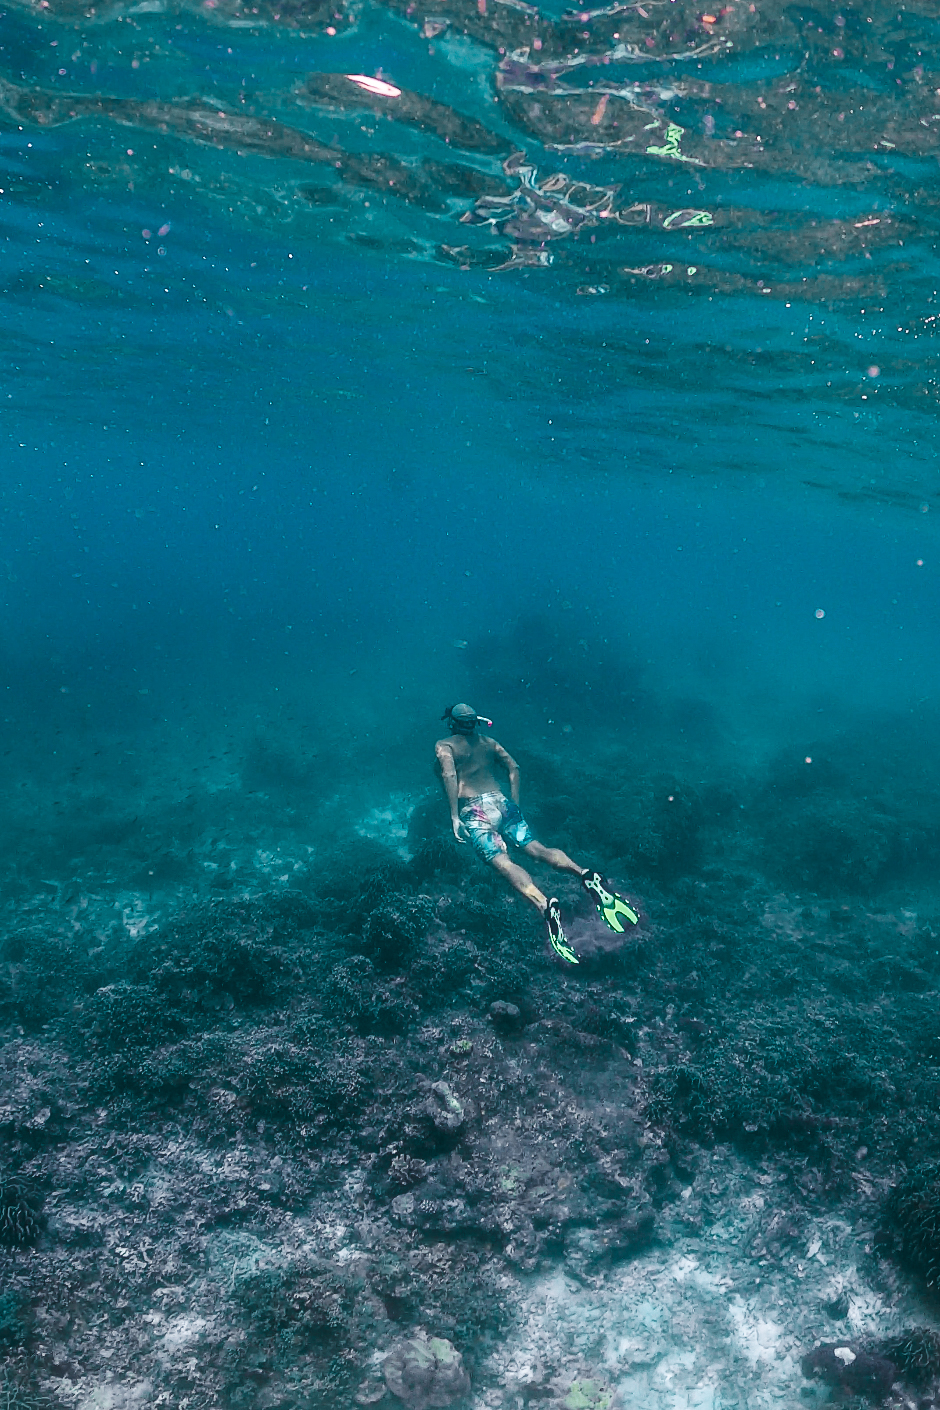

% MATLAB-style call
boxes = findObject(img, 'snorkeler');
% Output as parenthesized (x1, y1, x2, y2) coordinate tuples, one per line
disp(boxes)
(434, 704, 638, 964)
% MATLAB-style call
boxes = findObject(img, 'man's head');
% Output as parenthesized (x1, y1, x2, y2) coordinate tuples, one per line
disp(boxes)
(442, 703, 486, 735)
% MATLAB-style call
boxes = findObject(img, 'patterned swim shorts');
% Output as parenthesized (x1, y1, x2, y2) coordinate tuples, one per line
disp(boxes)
(459, 792, 535, 862)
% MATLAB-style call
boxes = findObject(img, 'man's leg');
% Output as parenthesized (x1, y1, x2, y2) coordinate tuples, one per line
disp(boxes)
(522, 839, 638, 935)
(468, 806, 578, 962)
(522, 839, 584, 877)
(489, 849, 579, 965)
(489, 851, 547, 913)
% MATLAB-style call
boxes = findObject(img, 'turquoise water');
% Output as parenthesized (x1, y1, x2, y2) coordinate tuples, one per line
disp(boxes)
(3, 0, 940, 1406)
(2, 0, 939, 763)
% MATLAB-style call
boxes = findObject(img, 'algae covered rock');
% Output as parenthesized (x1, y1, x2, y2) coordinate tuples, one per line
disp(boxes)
(562, 1379, 613, 1410)
(801, 1342, 896, 1398)
(488, 1000, 522, 1032)
(383, 1330, 470, 1410)
(428, 1081, 465, 1136)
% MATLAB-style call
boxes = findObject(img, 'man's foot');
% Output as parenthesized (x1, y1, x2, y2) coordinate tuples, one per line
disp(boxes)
(545, 898, 579, 965)
(581, 870, 639, 934)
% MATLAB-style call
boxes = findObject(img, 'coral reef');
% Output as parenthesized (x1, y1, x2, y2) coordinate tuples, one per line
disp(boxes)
(363, 896, 437, 969)
(0, 728, 939, 1406)
(801, 1343, 897, 1399)
(874, 1328, 940, 1387)
(82, 982, 186, 1051)
(0, 1295, 28, 1352)
(882, 1165, 940, 1287)
(383, 1331, 470, 1410)
(0, 1183, 41, 1251)
(0, 1370, 47, 1410)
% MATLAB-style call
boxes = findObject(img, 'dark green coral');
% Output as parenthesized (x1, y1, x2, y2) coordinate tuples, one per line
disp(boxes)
(884, 1163, 940, 1286)
(0, 1180, 42, 1249)
(874, 1327, 940, 1386)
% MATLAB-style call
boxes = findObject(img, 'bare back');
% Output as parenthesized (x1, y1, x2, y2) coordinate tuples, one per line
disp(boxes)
(434, 733, 515, 799)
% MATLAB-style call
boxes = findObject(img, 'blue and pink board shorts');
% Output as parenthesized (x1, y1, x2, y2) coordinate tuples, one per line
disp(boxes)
(459, 791, 535, 862)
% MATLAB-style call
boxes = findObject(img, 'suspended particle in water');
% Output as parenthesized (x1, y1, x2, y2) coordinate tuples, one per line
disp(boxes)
(805, 757, 812, 764)
(590, 93, 609, 126)
(867, 365, 880, 378)
(158, 223, 171, 237)
(815, 609, 825, 619)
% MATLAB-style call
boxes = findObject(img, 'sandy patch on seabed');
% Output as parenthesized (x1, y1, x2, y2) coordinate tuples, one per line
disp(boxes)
(479, 1159, 927, 1410)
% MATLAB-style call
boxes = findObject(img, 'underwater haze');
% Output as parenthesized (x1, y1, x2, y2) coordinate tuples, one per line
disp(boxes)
(3, 0, 940, 1406)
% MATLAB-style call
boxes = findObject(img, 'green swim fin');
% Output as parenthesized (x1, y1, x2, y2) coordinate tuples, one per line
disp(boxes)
(581, 870, 639, 934)
(545, 897, 579, 965)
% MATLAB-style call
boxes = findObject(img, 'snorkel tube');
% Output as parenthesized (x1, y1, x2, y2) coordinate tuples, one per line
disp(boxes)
(442, 703, 494, 733)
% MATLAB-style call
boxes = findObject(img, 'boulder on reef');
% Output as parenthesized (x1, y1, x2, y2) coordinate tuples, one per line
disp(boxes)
(428, 1081, 465, 1136)
(488, 1000, 522, 1032)
(801, 1342, 896, 1399)
(383, 1330, 470, 1410)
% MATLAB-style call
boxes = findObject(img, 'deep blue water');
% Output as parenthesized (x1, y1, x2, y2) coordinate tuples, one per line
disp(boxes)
(2, 212, 939, 796)
(4, 0, 940, 763)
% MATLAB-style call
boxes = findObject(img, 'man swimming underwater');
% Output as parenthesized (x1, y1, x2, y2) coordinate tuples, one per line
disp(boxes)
(434, 704, 638, 964)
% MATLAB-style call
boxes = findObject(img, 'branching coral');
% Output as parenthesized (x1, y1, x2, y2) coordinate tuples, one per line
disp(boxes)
(362, 895, 435, 968)
(323, 956, 417, 1034)
(240, 1037, 366, 1129)
(0, 1180, 42, 1249)
(231, 1262, 352, 1350)
(83, 982, 186, 1051)
(874, 1328, 940, 1386)
(883, 1163, 940, 1286)
(0, 1294, 28, 1351)
(0, 1370, 47, 1410)
(647, 1018, 879, 1153)
(133, 898, 307, 1010)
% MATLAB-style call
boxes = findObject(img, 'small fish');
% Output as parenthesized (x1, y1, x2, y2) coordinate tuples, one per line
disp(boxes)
(453, 639, 468, 649)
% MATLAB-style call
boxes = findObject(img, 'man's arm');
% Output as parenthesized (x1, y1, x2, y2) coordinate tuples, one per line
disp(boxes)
(492, 740, 521, 805)
(435, 741, 467, 843)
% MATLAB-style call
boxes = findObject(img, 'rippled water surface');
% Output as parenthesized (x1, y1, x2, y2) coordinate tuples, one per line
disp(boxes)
(2, 0, 939, 502)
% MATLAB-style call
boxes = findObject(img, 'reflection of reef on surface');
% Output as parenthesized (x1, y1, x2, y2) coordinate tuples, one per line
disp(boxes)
(5, 0, 351, 31)
(1, 0, 938, 311)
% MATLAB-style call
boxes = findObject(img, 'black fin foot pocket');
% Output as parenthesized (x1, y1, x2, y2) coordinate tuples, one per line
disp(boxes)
(546, 898, 579, 965)
(581, 870, 639, 934)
